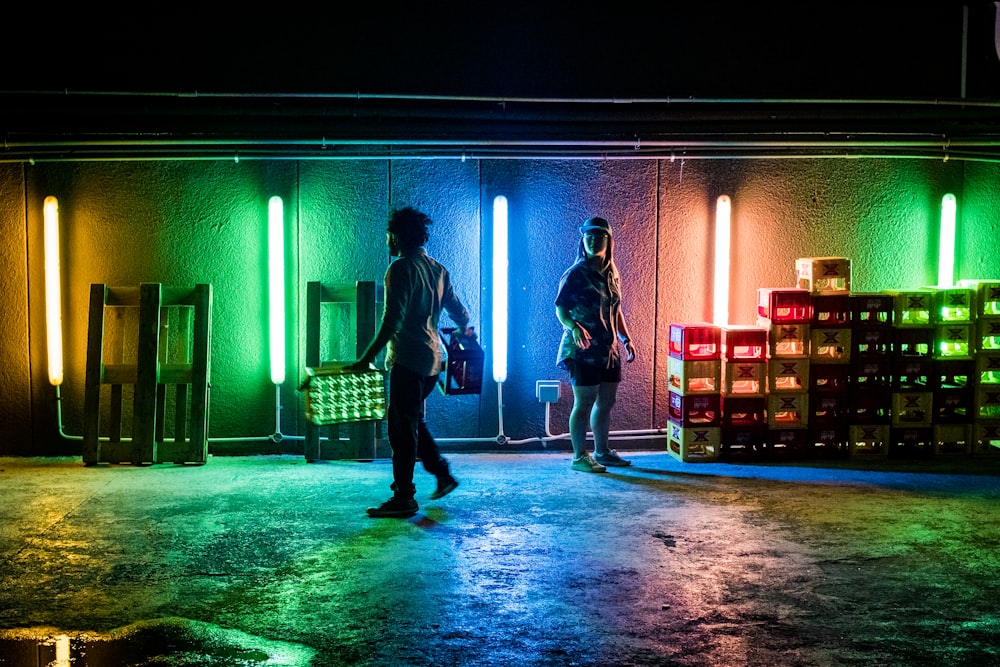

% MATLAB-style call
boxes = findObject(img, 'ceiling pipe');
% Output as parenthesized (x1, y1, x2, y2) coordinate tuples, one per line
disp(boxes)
(5, 90, 1000, 163)
(8, 89, 1000, 109)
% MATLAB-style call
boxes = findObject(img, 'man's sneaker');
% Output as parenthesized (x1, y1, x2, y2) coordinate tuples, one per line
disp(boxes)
(429, 476, 459, 500)
(571, 454, 607, 473)
(366, 496, 418, 518)
(595, 449, 632, 467)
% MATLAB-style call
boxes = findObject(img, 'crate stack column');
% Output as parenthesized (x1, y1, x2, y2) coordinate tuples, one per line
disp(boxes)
(757, 287, 812, 460)
(923, 285, 978, 457)
(798, 257, 852, 460)
(884, 288, 938, 458)
(666, 323, 722, 462)
(959, 279, 1000, 456)
(719, 325, 768, 461)
(848, 293, 895, 459)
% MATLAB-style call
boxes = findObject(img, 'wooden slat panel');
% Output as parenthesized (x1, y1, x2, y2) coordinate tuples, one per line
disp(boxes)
(109, 385, 123, 444)
(132, 283, 161, 465)
(184, 283, 212, 464)
(82, 284, 107, 465)
(304, 281, 322, 462)
(159, 366, 194, 384)
(103, 365, 138, 385)
(104, 286, 141, 306)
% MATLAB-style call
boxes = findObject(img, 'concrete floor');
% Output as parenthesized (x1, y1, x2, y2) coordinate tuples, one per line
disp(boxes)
(1, 450, 999, 667)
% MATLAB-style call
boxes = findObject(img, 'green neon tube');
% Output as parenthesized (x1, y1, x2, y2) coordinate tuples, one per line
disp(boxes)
(268, 196, 285, 385)
(938, 193, 956, 288)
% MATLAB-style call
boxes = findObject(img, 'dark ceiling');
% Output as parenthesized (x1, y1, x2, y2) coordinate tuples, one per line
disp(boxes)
(3, 4, 1000, 162)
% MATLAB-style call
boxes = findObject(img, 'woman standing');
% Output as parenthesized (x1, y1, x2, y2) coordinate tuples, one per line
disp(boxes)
(555, 216, 636, 472)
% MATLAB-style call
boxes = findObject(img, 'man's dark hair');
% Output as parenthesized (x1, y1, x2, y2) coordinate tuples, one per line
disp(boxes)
(387, 206, 432, 249)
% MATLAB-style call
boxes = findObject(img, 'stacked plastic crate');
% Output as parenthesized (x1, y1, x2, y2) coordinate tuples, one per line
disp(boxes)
(797, 257, 853, 459)
(883, 288, 938, 457)
(666, 323, 722, 462)
(960, 279, 1000, 456)
(757, 287, 812, 460)
(847, 292, 895, 459)
(719, 324, 769, 461)
(922, 285, 977, 457)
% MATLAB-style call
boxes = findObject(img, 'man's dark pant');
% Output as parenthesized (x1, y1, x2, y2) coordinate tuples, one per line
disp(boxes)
(387, 363, 450, 499)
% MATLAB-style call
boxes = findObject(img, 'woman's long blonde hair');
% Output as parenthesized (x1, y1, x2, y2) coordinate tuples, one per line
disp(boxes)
(576, 227, 622, 299)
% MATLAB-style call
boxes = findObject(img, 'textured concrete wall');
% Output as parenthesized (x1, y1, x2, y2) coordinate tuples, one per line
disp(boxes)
(0, 166, 30, 453)
(3, 158, 999, 455)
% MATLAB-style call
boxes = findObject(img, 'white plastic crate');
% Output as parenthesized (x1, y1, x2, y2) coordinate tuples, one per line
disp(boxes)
(302, 365, 387, 425)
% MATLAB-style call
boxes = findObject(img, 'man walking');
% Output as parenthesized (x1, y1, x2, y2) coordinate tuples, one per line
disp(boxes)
(351, 207, 475, 518)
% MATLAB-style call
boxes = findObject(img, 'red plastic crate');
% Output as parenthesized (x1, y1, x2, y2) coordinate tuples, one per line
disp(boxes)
(721, 325, 768, 360)
(811, 294, 851, 326)
(891, 357, 932, 390)
(757, 288, 813, 323)
(809, 363, 851, 393)
(852, 327, 892, 357)
(893, 327, 934, 357)
(851, 356, 892, 388)
(668, 322, 721, 360)
(850, 293, 894, 328)
(934, 358, 975, 389)
(849, 388, 891, 424)
(849, 424, 890, 459)
(889, 427, 935, 458)
(721, 395, 766, 428)
(720, 426, 765, 461)
(668, 390, 721, 426)
(809, 425, 850, 459)
(810, 394, 851, 425)
(762, 428, 809, 461)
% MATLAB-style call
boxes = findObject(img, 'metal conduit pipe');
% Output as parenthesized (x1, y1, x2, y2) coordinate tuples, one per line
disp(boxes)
(10, 89, 1000, 108)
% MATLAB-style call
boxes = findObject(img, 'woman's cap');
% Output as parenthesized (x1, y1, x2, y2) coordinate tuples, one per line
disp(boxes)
(579, 216, 613, 237)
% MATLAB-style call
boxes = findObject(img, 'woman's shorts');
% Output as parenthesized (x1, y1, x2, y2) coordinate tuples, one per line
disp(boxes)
(565, 358, 622, 387)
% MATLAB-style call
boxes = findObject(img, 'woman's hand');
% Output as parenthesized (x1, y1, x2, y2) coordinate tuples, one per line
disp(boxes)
(572, 323, 592, 350)
(624, 339, 636, 363)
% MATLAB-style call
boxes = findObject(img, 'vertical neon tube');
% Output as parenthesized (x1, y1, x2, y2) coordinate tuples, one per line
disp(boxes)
(43, 196, 64, 386)
(492, 195, 508, 383)
(268, 196, 285, 385)
(938, 193, 957, 287)
(713, 195, 732, 326)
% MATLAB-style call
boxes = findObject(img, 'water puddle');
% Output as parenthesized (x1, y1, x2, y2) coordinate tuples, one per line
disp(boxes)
(0, 618, 315, 666)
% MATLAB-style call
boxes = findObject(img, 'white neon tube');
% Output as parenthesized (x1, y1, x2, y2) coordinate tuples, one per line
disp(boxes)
(43, 196, 64, 386)
(492, 195, 508, 383)
(938, 193, 957, 287)
(713, 195, 732, 326)
(268, 196, 286, 384)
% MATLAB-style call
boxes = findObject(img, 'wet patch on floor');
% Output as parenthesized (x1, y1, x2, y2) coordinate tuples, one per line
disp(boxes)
(0, 618, 315, 666)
